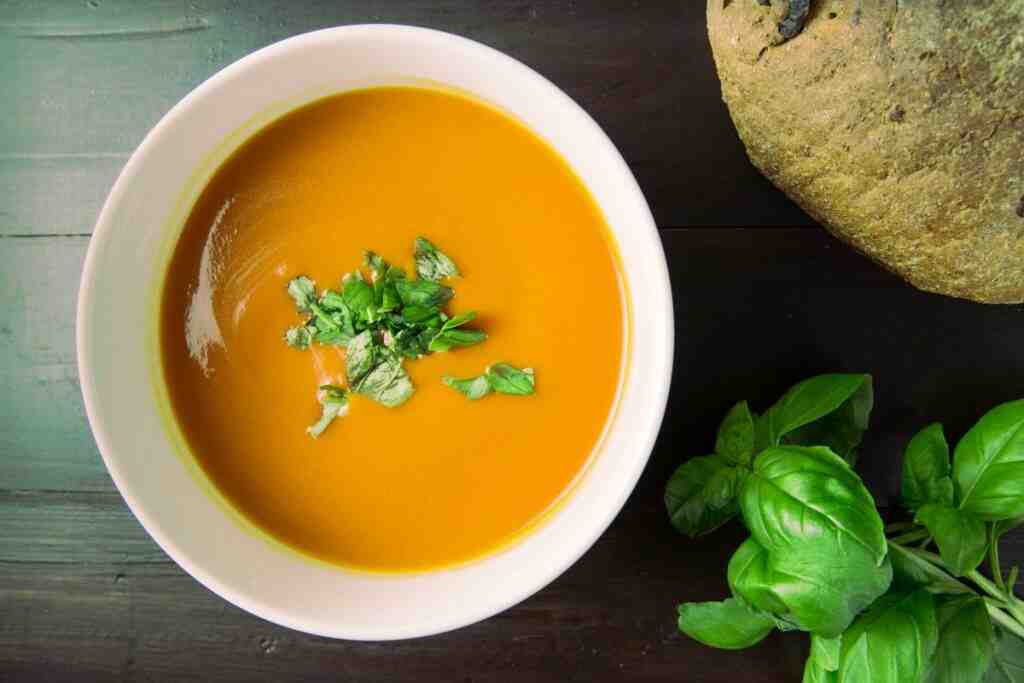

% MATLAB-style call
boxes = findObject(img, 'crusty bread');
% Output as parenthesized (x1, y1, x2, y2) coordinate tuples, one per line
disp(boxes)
(707, 0, 1024, 303)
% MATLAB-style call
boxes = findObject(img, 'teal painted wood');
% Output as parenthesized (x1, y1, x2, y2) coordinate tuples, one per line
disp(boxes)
(0, 490, 162, 563)
(0, 0, 812, 235)
(0, 237, 112, 492)
(3, 2, 1024, 680)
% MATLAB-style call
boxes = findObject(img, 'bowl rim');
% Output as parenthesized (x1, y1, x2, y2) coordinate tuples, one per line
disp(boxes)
(76, 23, 674, 640)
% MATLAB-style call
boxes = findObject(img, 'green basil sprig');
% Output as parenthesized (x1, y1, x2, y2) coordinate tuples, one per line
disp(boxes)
(665, 374, 872, 538)
(669, 374, 1024, 683)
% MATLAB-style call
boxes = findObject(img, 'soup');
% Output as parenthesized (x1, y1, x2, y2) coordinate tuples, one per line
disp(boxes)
(160, 86, 626, 572)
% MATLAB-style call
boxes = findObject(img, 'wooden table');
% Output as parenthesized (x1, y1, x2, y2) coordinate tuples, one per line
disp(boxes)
(3, 2, 1023, 681)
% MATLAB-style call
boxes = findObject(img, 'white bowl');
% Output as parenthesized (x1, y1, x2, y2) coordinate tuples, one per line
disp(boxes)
(77, 25, 673, 640)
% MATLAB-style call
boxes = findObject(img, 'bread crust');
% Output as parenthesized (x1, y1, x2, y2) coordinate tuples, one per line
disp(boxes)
(708, 0, 1024, 303)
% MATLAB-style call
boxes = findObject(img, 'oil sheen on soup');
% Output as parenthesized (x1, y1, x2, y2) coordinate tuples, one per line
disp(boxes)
(161, 87, 625, 572)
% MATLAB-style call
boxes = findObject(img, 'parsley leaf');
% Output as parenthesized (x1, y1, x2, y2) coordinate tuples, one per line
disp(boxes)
(346, 331, 414, 407)
(428, 311, 487, 352)
(486, 363, 535, 395)
(286, 276, 317, 312)
(443, 375, 493, 400)
(402, 304, 443, 324)
(414, 236, 460, 281)
(284, 325, 314, 350)
(364, 251, 407, 313)
(307, 385, 348, 438)
(345, 331, 377, 386)
(283, 237, 501, 435)
(285, 277, 356, 347)
(355, 351, 414, 407)
(395, 278, 454, 308)
(342, 272, 376, 324)
(443, 362, 536, 400)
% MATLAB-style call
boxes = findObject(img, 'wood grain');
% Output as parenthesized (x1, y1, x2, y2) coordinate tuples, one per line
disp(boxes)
(0, 237, 109, 492)
(0, 496, 806, 683)
(4, 2, 1024, 681)
(0, 0, 813, 235)
(4, 227, 1024, 681)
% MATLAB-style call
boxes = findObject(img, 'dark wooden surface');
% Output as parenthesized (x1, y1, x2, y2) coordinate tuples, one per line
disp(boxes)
(3, 2, 1023, 682)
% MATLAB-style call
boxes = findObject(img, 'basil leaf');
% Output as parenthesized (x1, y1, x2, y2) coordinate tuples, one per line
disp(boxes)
(753, 413, 773, 453)
(286, 275, 317, 312)
(888, 542, 973, 596)
(743, 446, 888, 565)
(727, 537, 789, 616)
(676, 598, 775, 650)
(307, 385, 348, 438)
(812, 634, 842, 672)
(486, 363, 535, 396)
(914, 503, 987, 577)
(395, 278, 454, 309)
(345, 331, 377, 386)
(442, 375, 492, 400)
(739, 446, 891, 636)
(928, 595, 994, 683)
(762, 374, 872, 448)
(837, 589, 938, 683)
(665, 455, 744, 538)
(803, 648, 839, 683)
(735, 537, 891, 638)
(414, 236, 460, 282)
(954, 400, 1024, 520)
(782, 375, 873, 465)
(985, 628, 1024, 682)
(429, 328, 488, 353)
(903, 423, 955, 510)
(285, 325, 314, 350)
(716, 401, 756, 466)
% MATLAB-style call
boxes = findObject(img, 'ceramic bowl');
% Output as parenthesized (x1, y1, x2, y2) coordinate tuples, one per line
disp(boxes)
(77, 24, 673, 640)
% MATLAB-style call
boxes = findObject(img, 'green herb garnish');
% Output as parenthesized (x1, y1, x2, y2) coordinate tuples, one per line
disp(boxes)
(414, 236, 459, 282)
(429, 311, 488, 352)
(669, 373, 1024, 682)
(443, 363, 535, 400)
(284, 237, 498, 436)
(307, 385, 348, 438)
(443, 375, 493, 400)
(284, 324, 314, 350)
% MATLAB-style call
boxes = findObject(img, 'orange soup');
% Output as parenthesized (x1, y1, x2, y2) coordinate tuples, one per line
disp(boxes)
(160, 86, 625, 572)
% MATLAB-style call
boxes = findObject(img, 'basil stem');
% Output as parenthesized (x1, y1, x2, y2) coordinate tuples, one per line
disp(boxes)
(986, 599, 1024, 641)
(890, 528, 931, 545)
(992, 524, 1009, 594)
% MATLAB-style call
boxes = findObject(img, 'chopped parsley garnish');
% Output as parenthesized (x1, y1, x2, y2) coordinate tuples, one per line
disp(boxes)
(414, 236, 460, 282)
(307, 385, 348, 438)
(443, 363, 536, 400)
(284, 237, 504, 437)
